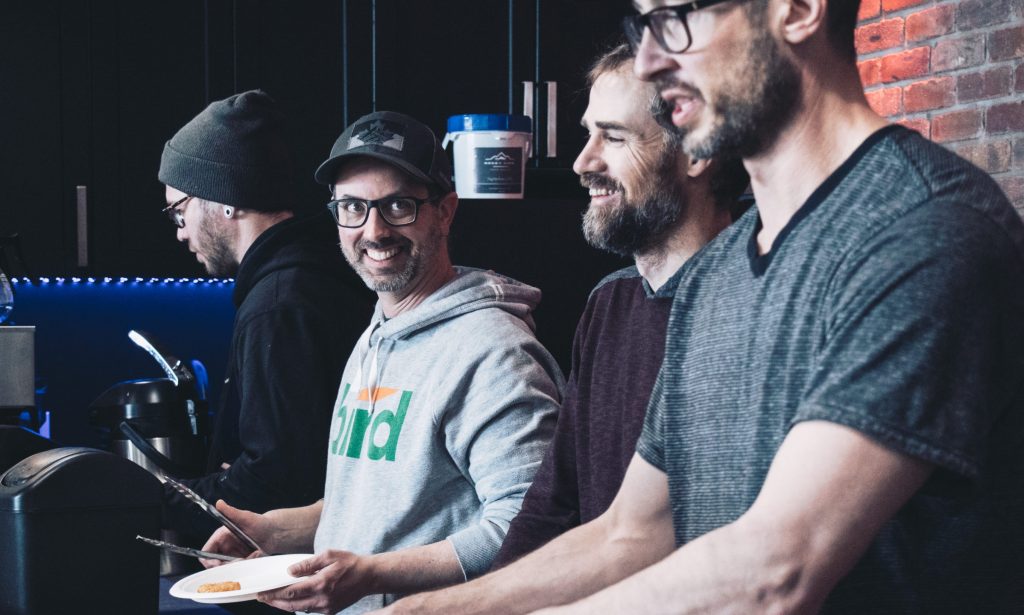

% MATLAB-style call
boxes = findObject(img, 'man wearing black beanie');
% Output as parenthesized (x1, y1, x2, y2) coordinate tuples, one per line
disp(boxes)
(157, 90, 372, 551)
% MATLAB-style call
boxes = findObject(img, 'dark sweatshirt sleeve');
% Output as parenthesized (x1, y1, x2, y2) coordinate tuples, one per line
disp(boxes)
(164, 301, 352, 545)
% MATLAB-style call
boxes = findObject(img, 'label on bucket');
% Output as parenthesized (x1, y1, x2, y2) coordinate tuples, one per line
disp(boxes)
(474, 147, 523, 194)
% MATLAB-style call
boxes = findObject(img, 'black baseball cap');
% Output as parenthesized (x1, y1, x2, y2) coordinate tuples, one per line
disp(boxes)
(314, 111, 453, 195)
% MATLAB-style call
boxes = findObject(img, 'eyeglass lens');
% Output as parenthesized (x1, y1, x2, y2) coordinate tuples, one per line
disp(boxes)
(329, 197, 420, 228)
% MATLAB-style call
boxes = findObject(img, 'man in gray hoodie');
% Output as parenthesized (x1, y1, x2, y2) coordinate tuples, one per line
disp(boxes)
(201, 111, 564, 614)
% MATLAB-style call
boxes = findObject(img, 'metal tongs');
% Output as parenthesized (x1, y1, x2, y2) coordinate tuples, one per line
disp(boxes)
(135, 535, 241, 562)
(162, 475, 266, 554)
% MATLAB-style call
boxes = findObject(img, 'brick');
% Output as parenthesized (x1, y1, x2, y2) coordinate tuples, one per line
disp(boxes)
(957, 141, 1012, 173)
(956, 0, 1015, 30)
(1014, 137, 1024, 169)
(897, 117, 931, 138)
(933, 34, 986, 73)
(990, 26, 1024, 61)
(1017, 64, 1024, 93)
(859, 58, 883, 87)
(856, 18, 905, 54)
(882, 0, 926, 11)
(988, 102, 1024, 133)
(904, 77, 955, 112)
(995, 175, 1024, 213)
(866, 87, 903, 116)
(879, 47, 931, 83)
(906, 5, 956, 42)
(957, 67, 1013, 102)
(932, 109, 982, 142)
(859, 0, 882, 21)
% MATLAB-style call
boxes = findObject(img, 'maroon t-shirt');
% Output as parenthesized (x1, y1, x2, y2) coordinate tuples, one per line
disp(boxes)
(493, 266, 678, 567)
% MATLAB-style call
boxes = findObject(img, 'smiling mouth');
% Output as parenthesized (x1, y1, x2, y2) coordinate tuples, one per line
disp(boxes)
(589, 187, 620, 197)
(365, 246, 401, 262)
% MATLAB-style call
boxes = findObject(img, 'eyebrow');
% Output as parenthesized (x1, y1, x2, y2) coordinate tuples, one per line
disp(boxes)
(594, 120, 632, 133)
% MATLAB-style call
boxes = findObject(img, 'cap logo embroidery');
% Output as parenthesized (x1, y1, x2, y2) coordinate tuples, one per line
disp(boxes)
(348, 120, 405, 152)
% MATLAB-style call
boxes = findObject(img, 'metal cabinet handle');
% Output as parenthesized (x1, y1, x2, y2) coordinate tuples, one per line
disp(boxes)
(545, 81, 557, 158)
(76, 185, 88, 267)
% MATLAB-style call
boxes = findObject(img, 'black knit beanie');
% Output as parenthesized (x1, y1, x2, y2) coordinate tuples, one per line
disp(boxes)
(158, 90, 291, 212)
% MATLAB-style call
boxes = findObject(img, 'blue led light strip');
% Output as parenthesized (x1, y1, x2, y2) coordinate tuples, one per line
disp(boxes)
(9, 277, 235, 286)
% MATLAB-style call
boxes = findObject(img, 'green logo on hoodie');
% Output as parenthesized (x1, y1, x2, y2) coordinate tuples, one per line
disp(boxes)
(330, 384, 411, 461)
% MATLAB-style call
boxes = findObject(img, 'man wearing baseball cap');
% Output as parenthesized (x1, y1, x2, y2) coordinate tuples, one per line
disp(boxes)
(157, 90, 371, 548)
(201, 111, 564, 614)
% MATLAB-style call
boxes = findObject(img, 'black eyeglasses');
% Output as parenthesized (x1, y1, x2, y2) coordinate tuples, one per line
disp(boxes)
(161, 195, 192, 228)
(623, 0, 739, 54)
(327, 196, 435, 228)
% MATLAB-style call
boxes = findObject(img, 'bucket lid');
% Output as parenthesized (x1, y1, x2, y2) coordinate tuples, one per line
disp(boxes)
(447, 114, 532, 133)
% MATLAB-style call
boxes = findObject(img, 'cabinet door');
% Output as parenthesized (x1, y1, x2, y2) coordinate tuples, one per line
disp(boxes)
(525, 0, 632, 168)
(372, 0, 517, 135)
(0, 1, 70, 274)
(87, 0, 210, 276)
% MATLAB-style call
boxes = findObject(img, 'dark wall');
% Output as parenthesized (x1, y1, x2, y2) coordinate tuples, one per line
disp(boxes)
(0, 0, 632, 374)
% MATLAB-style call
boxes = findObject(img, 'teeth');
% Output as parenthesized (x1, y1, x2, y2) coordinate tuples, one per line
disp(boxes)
(366, 247, 399, 261)
(589, 188, 619, 197)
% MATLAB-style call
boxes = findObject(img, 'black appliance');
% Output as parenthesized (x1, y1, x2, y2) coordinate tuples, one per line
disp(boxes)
(88, 330, 210, 575)
(0, 447, 161, 614)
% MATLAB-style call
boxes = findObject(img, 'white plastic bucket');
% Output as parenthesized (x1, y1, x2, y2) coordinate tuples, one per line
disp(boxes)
(442, 114, 532, 199)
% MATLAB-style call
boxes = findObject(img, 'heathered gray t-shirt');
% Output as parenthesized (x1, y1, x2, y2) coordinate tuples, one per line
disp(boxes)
(638, 126, 1024, 613)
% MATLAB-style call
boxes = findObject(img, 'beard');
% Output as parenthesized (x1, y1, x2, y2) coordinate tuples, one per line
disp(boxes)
(195, 211, 239, 278)
(343, 225, 443, 293)
(655, 23, 802, 160)
(580, 150, 685, 257)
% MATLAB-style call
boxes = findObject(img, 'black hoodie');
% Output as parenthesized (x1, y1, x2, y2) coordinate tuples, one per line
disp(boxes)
(164, 213, 372, 544)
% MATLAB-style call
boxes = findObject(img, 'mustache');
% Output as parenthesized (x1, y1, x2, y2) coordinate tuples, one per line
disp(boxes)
(354, 237, 410, 252)
(579, 173, 622, 193)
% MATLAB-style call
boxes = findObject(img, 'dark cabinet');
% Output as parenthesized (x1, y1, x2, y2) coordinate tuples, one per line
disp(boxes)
(370, 0, 630, 170)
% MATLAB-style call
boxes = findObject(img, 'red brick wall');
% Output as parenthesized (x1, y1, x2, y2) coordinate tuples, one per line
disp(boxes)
(857, 0, 1024, 215)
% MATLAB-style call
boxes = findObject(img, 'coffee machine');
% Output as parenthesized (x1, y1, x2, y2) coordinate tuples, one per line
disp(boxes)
(89, 330, 210, 575)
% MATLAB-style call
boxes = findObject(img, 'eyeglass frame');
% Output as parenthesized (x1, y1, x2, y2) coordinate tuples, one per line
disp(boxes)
(623, 0, 739, 54)
(161, 194, 193, 229)
(326, 194, 438, 229)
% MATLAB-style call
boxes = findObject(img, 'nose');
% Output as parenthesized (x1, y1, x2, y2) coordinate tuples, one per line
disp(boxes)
(572, 136, 605, 176)
(361, 208, 393, 242)
(633, 28, 674, 83)
(175, 225, 188, 243)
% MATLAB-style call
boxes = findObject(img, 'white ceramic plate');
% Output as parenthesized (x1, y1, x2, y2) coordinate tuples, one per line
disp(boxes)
(169, 553, 313, 604)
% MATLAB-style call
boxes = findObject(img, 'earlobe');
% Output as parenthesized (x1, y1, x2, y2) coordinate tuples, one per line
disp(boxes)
(779, 0, 826, 45)
(686, 156, 711, 179)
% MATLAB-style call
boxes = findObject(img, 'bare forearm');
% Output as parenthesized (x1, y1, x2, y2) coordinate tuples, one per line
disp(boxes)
(542, 518, 819, 615)
(390, 514, 671, 615)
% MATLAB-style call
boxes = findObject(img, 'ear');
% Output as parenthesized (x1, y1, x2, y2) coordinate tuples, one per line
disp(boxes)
(776, 0, 827, 46)
(686, 156, 712, 179)
(435, 191, 459, 235)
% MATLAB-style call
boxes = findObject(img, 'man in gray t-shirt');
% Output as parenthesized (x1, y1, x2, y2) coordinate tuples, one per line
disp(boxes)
(377, 1, 1024, 614)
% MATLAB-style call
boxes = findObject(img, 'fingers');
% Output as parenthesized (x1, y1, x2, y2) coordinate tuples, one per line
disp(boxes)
(287, 552, 330, 577)
(258, 578, 326, 614)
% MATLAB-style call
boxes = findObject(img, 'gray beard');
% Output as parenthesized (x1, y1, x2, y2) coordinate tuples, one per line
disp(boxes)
(344, 226, 443, 294)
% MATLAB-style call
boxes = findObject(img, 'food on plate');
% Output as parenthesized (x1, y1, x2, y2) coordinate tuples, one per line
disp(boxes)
(197, 581, 241, 593)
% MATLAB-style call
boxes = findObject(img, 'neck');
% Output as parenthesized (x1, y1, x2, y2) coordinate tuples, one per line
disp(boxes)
(379, 258, 457, 318)
(235, 210, 294, 263)
(745, 62, 888, 255)
(635, 197, 733, 291)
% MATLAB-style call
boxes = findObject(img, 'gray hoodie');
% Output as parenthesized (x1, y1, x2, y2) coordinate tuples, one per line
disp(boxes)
(313, 267, 564, 613)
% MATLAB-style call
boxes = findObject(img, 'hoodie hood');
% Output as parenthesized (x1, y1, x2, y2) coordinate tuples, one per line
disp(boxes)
(367, 266, 541, 342)
(232, 213, 349, 306)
